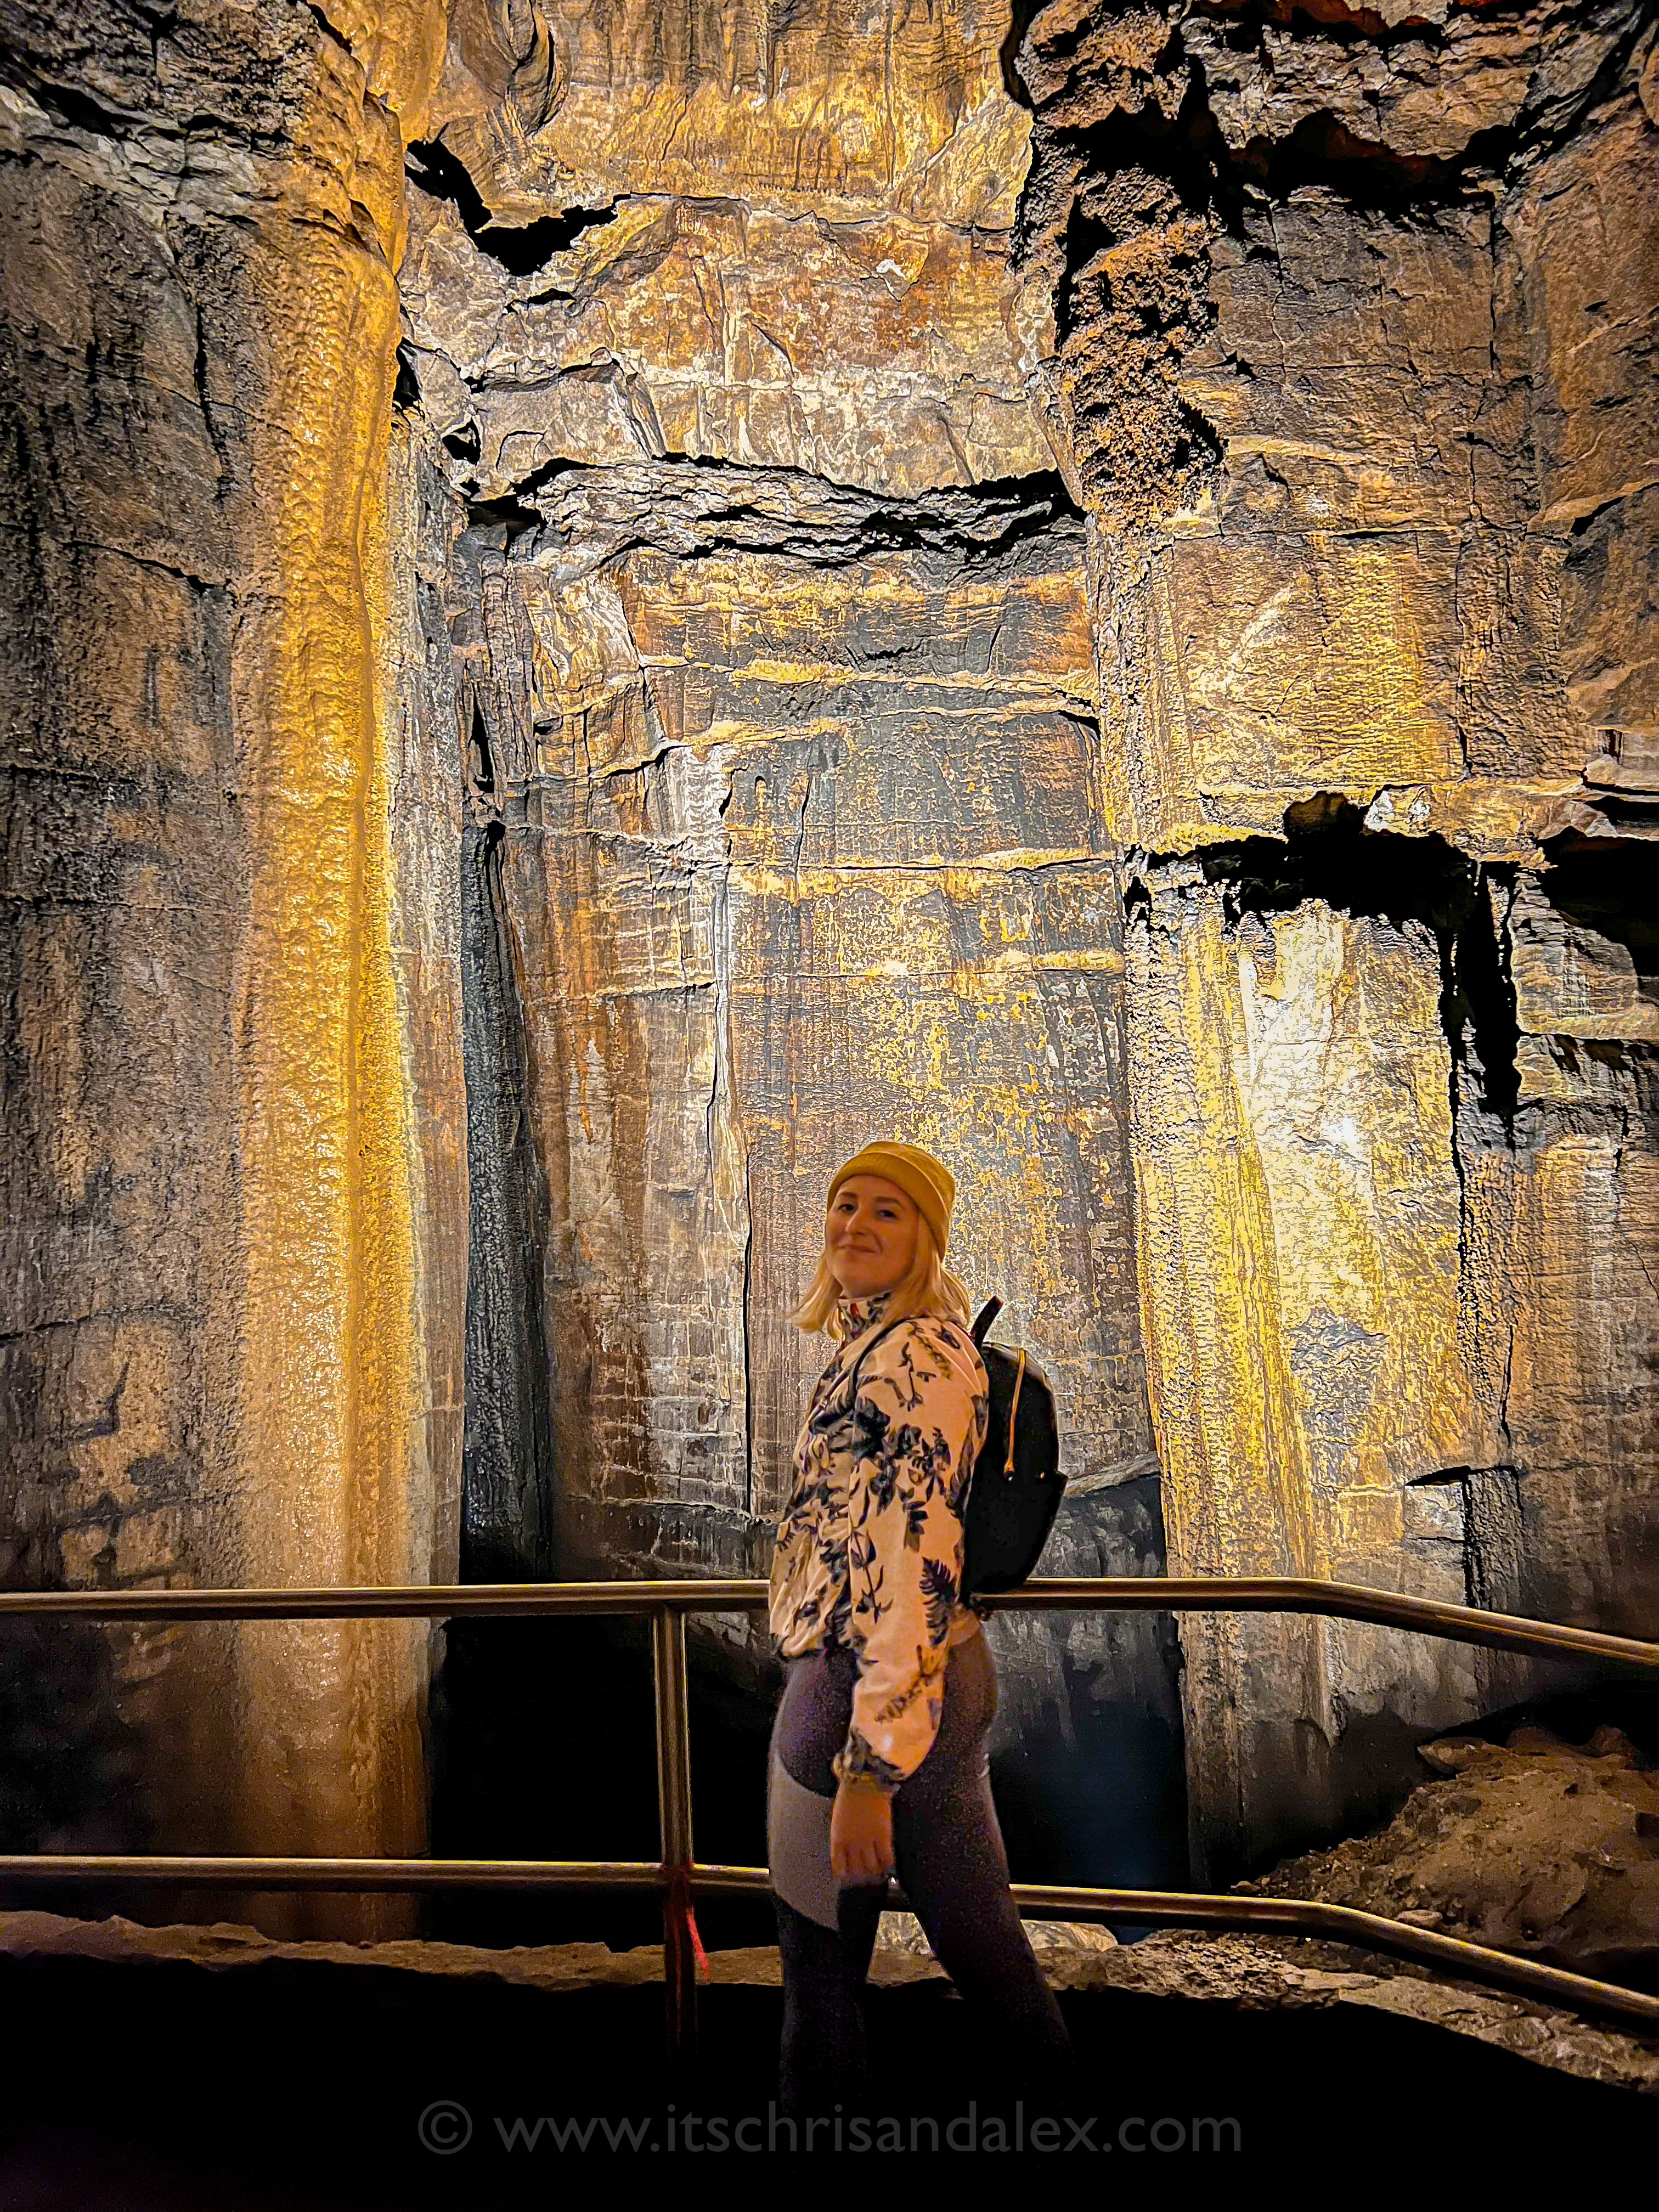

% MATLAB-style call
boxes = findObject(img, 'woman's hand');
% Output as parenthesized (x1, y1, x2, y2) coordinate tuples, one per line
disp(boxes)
(830, 1778, 894, 1886)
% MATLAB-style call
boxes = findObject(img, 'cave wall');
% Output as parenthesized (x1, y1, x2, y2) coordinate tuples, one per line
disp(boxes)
(1015, 0, 1659, 1870)
(409, 0, 1657, 1880)
(2, 0, 1655, 1903)
(438, 471, 1154, 1567)
(405, 0, 1182, 1872)
(395, 4, 1160, 1575)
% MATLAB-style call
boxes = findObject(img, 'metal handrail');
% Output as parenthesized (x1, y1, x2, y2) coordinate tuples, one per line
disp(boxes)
(3, 1577, 1657, 2059)
(1, 1576, 1656, 1672)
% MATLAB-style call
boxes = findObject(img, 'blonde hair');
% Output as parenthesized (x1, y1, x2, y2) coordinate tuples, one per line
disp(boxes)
(791, 1214, 973, 1340)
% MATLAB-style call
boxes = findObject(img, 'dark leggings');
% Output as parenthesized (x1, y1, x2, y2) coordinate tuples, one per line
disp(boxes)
(768, 1632, 1071, 2115)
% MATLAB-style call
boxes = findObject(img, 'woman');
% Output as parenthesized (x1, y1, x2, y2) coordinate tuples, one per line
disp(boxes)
(766, 1139, 1072, 2114)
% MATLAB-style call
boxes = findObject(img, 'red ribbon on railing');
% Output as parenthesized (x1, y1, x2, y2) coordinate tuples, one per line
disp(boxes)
(666, 1867, 709, 1979)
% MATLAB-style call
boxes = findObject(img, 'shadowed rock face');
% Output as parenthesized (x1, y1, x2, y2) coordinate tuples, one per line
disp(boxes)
(1, 0, 1655, 1915)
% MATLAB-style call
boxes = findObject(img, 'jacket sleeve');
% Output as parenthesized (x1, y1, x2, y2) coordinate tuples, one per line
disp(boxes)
(834, 1320, 988, 1792)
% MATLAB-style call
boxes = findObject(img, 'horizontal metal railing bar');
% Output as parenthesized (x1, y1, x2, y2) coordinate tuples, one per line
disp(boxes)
(0, 1856, 665, 1892)
(6, 1578, 1658, 2045)
(1006, 1883, 1659, 2034)
(0, 1577, 1653, 1670)
(3, 1853, 1655, 2035)
(703, 1865, 1659, 2034)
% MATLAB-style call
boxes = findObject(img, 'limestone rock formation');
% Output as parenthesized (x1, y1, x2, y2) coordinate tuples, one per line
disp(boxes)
(2, 0, 1655, 1922)
(0, 0, 466, 1928)
(1014, 0, 1659, 1871)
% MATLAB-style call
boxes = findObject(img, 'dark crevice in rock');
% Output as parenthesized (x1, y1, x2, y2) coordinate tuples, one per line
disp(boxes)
(997, 0, 1051, 104)
(441, 420, 479, 466)
(1537, 836, 1659, 1006)
(1205, 800, 1519, 1136)
(190, 304, 232, 500)
(492, 455, 1087, 578)
(459, 819, 555, 1583)
(391, 340, 422, 414)
(302, 0, 354, 61)
(405, 139, 616, 275)
(1409, 1464, 1528, 1612)
(464, 695, 495, 803)
(1585, 797, 1659, 837)
(462, 491, 542, 537)
(1451, 858, 1523, 1141)
(464, 455, 581, 536)
(1221, 108, 1515, 210)
(2, 72, 142, 140)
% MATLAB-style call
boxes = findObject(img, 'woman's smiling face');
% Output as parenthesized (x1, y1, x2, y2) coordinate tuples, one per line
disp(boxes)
(825, 1173, 920, 1301)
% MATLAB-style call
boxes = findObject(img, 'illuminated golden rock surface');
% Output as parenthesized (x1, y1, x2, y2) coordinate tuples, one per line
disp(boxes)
(1, 0, 462, 1930)
(1012, 0, 1658, 1871)
(435, 0, 1030, 227)
(452, 469, 1152, 1570)
(3, 0, 1656, 1908)
(399, 0, 1055, 494)
(403, 189, 1054, 497)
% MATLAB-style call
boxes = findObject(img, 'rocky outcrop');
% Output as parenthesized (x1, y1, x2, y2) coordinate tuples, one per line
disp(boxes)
(1248, 1726, 1659, 1986)
(1008, 0, 1659, 1874)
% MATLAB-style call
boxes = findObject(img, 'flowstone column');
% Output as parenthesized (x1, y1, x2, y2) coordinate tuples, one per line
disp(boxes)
(0, 0, 462, 1936)
(226, 2, 460, 1935)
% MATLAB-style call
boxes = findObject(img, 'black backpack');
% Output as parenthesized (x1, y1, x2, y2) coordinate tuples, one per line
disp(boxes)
(845, 1299, 1064, 1599)
(962, 1297, 1064, 1596)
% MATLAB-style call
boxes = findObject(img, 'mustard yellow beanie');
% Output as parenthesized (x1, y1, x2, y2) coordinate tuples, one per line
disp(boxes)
(826, 1141, 956, 1258)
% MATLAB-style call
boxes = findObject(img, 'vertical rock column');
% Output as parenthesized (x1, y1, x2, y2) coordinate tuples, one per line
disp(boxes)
(0, 0, 461, 1935)
(227, 7, 455, 1931)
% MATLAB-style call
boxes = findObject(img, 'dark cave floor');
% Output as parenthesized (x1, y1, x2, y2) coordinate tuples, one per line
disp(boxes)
(0, 1914, 1652, 2200)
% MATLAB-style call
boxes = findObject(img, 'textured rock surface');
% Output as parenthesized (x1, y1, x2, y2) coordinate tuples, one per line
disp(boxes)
(403, 0, 1052, 495)
(1047, 1927, 1659, 2097)
(3, 0, 1656, 1916)
(1246, 1725, 1659, 1985)
(2, 1905, 1654, 2097)
(1009, 0, 1658, 1874)
(0, 0, 466, 1929)
(448, 463, 1151, 1578)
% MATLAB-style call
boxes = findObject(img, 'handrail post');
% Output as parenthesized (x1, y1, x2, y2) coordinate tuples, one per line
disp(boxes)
(651, 1605, 697, 2074)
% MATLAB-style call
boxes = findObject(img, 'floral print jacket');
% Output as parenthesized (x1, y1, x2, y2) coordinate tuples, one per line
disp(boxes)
(769, 1293, 989, 1792)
